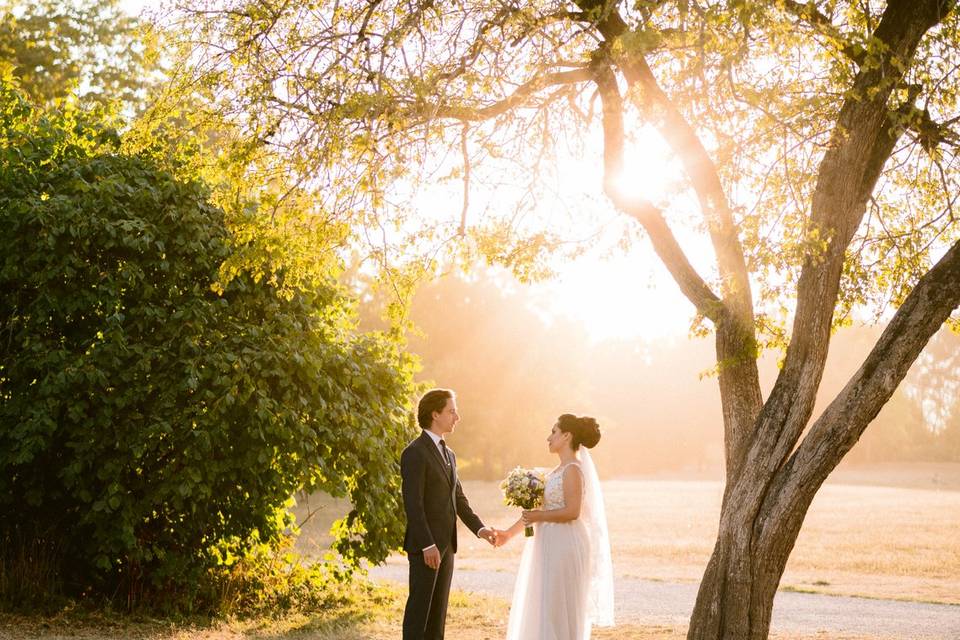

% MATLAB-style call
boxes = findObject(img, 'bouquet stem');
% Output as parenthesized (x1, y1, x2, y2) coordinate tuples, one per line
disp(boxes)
(524, 525, 534, 537)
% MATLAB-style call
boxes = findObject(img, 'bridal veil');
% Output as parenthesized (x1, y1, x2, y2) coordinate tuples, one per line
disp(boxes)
(579, 447, 615, 627)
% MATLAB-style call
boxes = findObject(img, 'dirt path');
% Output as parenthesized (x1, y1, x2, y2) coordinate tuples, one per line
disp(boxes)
(370, 563, 960, 639)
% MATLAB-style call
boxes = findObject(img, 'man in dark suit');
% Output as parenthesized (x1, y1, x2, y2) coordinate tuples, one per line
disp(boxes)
(401, 388, 497, 640)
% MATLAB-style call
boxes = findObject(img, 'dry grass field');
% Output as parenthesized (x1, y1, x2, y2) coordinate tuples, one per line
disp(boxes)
(2, 463, 954, 639)
(296, 462, 960, 605)
(0, 585, 894, 640)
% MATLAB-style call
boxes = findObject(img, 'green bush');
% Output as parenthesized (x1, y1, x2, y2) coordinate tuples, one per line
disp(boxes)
(0, 81, 416, 610)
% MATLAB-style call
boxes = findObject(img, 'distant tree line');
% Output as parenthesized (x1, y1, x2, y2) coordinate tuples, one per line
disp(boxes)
(377, 268, 960, 480)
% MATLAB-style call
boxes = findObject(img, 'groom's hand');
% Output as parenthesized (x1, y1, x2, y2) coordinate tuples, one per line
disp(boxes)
(478, 527, 497, 546)
(422, 545, 441, 570)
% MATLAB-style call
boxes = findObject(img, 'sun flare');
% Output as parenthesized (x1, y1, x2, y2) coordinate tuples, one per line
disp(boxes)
(538, 126, 695, 342)
(531, 251, 697, 342)
(609, 125, 683, 206)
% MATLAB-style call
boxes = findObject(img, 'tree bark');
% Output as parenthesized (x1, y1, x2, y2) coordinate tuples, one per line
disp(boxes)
(589, 2, 955, 630)
(748, 235, 960, 637)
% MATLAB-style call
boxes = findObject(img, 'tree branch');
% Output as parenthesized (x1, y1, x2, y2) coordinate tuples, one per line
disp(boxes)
(435, 4, 515, 82)
(574, 1, 755, 330)
(628, 202, 727, 323)
(592, 59, 724, 323)
(459, 123, 469, 236)
(900, 100, 960, 153)
(265, 67, 593, 129)
(745, 0, 956, 485)
(432, 68, 592, 121)
(757, 233, 960, 561)
(780, 0, 866, 65)
(577, 0, 764, 475)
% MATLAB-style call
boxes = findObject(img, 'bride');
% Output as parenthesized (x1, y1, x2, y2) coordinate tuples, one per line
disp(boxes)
(495, 414, 615, 640)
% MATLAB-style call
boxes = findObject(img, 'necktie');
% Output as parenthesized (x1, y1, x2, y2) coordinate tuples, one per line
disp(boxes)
(439, 440, 451, 467)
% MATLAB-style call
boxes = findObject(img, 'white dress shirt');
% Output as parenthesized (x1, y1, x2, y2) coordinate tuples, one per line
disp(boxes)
(424, 429, 448, 464)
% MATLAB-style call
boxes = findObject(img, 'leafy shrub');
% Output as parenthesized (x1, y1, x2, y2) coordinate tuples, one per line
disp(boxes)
(0, 81, 416, 609)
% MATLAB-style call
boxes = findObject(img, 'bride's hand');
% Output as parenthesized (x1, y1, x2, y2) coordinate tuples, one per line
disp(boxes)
(521, 510, 540, 525)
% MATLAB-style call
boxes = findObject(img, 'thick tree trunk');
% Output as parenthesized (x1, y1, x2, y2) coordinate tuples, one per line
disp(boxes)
(684, 2, 955, 636)
(688, 235, 960, 639)
(687, 476, 789, 640)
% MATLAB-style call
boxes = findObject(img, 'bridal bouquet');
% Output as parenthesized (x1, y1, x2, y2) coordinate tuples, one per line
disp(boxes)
(500, 467, 545, 537)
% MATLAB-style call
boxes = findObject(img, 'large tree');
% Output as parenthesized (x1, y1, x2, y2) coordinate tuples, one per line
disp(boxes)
(166, 1, 960, 637)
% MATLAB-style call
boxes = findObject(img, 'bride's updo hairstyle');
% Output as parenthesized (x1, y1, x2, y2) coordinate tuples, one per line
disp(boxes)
(557, 414, 601, 450)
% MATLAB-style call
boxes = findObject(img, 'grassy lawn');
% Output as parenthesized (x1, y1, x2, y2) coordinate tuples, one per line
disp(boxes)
(0, 582, 893, 640)
(2, 465, 953, 639)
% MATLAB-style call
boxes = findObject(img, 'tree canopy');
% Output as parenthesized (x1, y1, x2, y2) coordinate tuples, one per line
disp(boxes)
(161, 1, 959, 332)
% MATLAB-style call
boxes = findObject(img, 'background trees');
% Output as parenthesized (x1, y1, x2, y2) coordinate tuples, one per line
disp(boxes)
(382, 266, 959, 479)
(0, 0, 152, 111)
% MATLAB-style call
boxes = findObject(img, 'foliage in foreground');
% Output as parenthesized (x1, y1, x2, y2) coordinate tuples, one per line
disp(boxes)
(0, 80, 417, 611)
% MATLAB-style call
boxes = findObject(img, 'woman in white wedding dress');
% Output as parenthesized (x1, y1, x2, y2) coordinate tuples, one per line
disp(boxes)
(496, 414, 614, 640)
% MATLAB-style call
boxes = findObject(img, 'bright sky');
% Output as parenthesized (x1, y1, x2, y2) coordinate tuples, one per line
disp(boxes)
(399, 119, 704, 342)
(119, 0, 148, 15)
(528, 129, 701, 342)
(529, 247, 698, 343)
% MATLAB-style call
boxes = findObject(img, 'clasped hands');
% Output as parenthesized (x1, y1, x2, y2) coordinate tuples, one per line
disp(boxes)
(423, 518, 530, 569)
(479, 526, 509, 548)
(478, 526, 500, 547)
(479, 509, 542, 548)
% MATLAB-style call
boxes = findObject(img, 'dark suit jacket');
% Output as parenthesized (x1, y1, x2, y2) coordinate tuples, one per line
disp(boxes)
(401, 431, 484, 555)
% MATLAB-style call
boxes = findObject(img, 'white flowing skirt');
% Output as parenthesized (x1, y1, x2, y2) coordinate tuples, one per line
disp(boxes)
(505, 519, 592, 640)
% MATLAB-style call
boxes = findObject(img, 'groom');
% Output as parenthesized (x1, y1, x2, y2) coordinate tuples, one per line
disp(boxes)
(401, 388, 497, 640)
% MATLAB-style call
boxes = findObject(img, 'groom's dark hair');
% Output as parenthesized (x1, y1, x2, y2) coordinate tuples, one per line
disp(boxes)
(417, 388, 455, 429)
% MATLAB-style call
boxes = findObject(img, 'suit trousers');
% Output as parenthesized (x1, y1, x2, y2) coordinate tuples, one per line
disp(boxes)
(403, 546, 455, 640)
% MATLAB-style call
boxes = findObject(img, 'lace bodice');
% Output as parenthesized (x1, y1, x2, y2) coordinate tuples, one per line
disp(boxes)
(543, 462, 582, 511)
